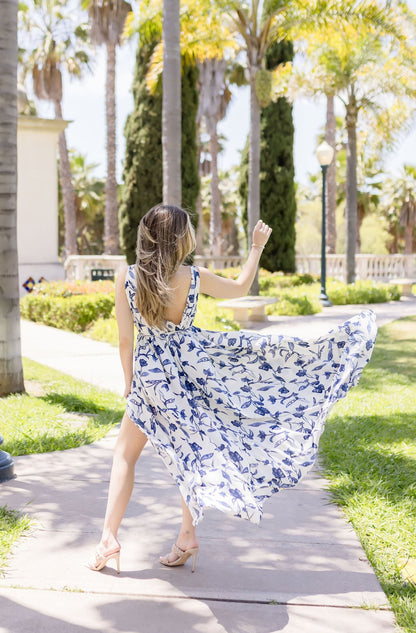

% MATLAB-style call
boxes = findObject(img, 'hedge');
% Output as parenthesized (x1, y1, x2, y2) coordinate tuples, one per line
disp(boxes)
(20, 293, 115, 333)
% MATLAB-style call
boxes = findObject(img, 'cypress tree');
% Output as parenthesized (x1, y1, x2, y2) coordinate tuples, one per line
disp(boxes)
(119, 43, 199, 264)
(181, 62, 199, 218)
(239, 40, 296, 272)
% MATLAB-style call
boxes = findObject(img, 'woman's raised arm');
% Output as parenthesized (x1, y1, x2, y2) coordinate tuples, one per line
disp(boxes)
(198, 220, 272, 299)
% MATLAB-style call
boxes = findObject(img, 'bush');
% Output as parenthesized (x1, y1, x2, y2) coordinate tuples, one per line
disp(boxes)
(260, 271, 317, 293)
(87, 312, 119, 346)
(327, 280, 401, 305)
(20, 292, 115, 333)
(30, 279, 115, 298)
(266, 285, 321, 317)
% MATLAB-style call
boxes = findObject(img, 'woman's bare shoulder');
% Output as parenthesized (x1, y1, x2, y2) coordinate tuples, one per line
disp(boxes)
(115, 264, 130, 289)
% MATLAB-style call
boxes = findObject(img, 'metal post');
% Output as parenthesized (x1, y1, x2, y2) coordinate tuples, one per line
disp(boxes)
(319, 164, 332, 307)
(0, 435, 15, 482)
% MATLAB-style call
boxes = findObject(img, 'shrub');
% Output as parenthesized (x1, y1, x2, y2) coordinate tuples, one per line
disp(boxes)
(86, 312, 119, 346)
(260, 271, 317, 293)
(20, 293, 115, 333)
(327, 280, 401, 305)
(30, 279, 115, 298)
(266, 287, 321, 317)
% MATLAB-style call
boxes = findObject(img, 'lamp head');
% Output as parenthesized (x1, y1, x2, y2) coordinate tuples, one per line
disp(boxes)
(316, 141, 334, 167)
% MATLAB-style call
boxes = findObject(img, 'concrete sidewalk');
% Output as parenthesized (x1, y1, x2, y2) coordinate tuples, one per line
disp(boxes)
(1, 299, 415, 633)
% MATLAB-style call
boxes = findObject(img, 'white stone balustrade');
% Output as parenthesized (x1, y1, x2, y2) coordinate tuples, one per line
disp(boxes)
(295, 254, 416, 282)
(64, 253, 416, 283)
(64, 255, 127, 282)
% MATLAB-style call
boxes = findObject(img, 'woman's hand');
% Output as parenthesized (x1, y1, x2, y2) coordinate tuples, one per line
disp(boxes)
(252, 220, 272, 248)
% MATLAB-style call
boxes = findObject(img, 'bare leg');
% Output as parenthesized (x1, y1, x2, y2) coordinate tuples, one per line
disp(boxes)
(162, 495, 199, 563)
(99, 412, 148, 554)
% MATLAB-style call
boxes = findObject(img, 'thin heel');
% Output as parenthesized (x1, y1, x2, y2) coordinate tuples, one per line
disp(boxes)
(191, 551, 198, 573)
(114, 551, 120, 574)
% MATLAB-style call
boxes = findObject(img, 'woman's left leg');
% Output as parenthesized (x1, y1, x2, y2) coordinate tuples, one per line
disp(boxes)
(97, 412, 148, 555)
(160, 495, 199, 564)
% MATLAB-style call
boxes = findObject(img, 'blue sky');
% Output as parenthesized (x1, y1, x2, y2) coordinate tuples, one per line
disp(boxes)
(33, 2, 416, 185)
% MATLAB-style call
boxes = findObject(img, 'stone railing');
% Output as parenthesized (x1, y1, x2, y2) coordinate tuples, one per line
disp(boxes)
(64, 253, 416, 283)
(194, 255, 245, 269)
(64, 255, 127, 281)
(295, 254, 416, 282)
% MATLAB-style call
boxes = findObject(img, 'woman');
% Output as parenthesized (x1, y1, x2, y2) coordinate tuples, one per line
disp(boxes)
(88, 204, 376, 574)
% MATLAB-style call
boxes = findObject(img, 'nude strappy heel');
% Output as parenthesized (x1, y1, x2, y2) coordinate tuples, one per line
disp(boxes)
(87, 547, 121, 573)
(160, 543, 199, 572)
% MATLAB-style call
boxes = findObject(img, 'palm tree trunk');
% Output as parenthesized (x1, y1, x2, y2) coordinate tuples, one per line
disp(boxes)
(208, 119, 222, 256)
(53, 99, 77, 257)
(345, 97, 358, 284)
(404, 223, 413, 254)
(356, 201, 366, 253)
(104, 41, 119, 254)
(248, 70, 261, 295)
(162, 0, 181, 205)
(325, 95, 337, 254)
(195, 128, 204, 254)
(0, 0, 24, 395)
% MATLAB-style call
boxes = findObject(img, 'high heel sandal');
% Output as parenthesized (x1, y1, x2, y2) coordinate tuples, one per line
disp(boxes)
(160, 543, 199, 573)
(87, 547, 121, 573)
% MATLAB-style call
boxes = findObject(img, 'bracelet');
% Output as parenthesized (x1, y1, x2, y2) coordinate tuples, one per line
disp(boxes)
(252, 243, 264, 250)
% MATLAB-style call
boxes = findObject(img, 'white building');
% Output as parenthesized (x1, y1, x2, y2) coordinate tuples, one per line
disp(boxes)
(17, 107, 66, 296)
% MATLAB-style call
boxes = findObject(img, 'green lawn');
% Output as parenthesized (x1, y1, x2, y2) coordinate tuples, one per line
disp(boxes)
(321, 316, 416, 632)
(1, 358, 125, 457)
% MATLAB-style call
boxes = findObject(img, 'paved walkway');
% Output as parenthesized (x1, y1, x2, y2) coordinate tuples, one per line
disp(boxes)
(1, 298, 415, 633)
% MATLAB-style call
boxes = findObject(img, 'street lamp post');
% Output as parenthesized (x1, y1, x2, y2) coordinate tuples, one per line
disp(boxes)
(316, 141, 335, 307)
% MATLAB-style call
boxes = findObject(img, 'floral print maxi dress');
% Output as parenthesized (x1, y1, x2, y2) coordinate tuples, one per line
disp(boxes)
(125, 265, 377, 525)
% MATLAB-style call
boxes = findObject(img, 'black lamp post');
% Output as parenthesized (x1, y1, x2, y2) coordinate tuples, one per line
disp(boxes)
(316, 141, 335, 307)
(0, 435, 15, 482)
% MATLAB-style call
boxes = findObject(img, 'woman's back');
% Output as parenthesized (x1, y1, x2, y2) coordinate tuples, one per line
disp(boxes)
(164, 266, 193, 326)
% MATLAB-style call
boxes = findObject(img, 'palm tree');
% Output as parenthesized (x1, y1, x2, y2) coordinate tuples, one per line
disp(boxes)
(223, 0, 391, 291)
(197, 57, 230, 255)
(325, 95, 337, 253)
(66, 152, 106, 254)
(276, 6, 416, 281)
(0, 0, 24, 396)
(126, 0, 236, 227)
(19, 0, 91, 258)
(162, 0, 181, 204)
(382, 166, 416, 255)
(84, 0, 131, 254)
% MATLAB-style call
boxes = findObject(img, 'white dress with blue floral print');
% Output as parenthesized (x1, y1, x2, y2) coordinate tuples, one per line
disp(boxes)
(125, 265, 377, 525)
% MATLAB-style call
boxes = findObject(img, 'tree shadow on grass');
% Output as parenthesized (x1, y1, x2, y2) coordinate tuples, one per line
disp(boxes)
(40, 392, 123, 423)
(5, 392, 123, 456)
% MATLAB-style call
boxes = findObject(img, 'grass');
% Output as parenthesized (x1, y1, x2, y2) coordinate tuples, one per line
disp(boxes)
(1, 358, 125, 456)
(320, 316, 416, 633)
(0, 506, 31, 571)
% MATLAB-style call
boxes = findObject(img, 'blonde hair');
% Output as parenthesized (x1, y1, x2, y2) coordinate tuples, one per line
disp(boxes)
(135, 204, 196, 329)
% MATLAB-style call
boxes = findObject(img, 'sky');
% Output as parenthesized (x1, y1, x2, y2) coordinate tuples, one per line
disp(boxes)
(32, 2, 416, 186)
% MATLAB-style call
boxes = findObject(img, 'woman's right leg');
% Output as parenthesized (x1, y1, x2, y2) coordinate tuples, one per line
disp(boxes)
(98, 411, 148, 554)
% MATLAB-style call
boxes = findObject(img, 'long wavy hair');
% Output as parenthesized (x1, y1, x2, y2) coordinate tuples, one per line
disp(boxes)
(135, 204, 196, 328)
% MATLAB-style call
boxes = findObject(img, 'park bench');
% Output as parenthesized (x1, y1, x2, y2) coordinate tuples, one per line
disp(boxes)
(389, 278, 416, 297)
(219, 296, 278, 326)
